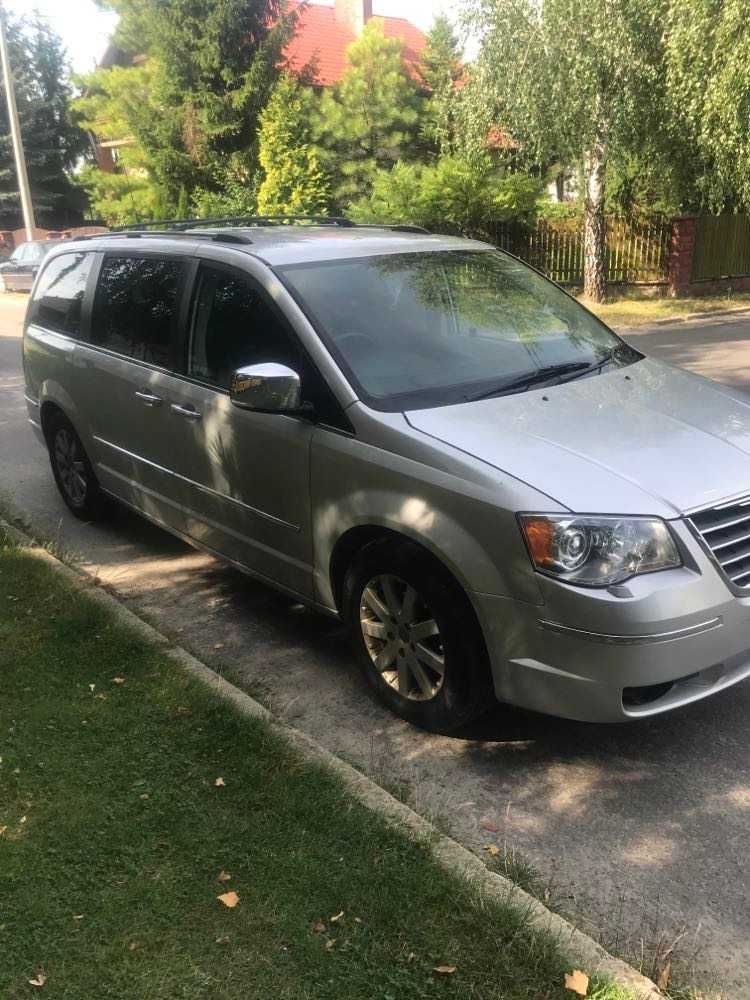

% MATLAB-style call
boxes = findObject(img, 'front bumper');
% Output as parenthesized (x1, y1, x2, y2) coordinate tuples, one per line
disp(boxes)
(474, 519, 750, 722)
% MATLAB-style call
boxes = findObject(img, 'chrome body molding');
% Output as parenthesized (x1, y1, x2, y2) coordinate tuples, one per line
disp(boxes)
(537, 616, 723, 645)
(93, 435, 300, 532)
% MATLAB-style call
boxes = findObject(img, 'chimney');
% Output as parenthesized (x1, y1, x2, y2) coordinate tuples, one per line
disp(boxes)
(334, 0, 372, 35)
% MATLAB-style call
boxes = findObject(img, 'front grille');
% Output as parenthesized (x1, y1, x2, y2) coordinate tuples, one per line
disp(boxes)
(690, 498, 750, 588)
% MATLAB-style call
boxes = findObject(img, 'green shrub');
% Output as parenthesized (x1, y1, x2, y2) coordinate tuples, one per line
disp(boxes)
(350, 157, 541, 236)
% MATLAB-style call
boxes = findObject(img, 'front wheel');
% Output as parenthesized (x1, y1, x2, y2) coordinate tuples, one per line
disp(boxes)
(342, 538, 493, 732)
(47, 412, 108, 521)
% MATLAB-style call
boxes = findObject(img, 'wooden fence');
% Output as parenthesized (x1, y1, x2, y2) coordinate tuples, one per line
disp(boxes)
(692, 215, 750, 282)
(484, 216, 671, 286)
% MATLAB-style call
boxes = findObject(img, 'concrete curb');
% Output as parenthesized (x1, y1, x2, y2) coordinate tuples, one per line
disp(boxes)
(1, 518, 661, 999)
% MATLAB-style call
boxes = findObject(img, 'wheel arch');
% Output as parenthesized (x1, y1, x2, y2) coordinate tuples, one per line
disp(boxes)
(39, 399, 68, 442)
(328, 523, 486, 639)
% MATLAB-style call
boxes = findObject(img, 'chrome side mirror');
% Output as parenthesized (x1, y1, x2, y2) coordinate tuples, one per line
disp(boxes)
(230, 362, 303, 413)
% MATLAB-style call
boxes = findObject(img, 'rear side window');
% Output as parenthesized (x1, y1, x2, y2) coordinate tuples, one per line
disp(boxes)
(31, 252, 93, 337)
(90, 256, 183, 368)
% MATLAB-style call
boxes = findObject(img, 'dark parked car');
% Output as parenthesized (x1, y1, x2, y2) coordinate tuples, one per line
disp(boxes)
(0, 240, 66, 292)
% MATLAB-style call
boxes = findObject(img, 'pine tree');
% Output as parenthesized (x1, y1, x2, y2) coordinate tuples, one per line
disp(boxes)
(0, 16, 87, 229)
(315, 20, 424, 209)
(420, 16, 462, 157)
(75, 0, 296, 218)
(257, 74, 329, 216)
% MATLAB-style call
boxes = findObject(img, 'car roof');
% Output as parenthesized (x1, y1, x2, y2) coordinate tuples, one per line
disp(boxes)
(61, 225, 493, 267)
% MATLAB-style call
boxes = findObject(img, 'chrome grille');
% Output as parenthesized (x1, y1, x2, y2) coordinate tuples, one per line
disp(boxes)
(690, 498, 750, 588)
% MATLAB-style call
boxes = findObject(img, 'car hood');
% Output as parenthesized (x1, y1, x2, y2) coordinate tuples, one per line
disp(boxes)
(405, 358, 750, 518)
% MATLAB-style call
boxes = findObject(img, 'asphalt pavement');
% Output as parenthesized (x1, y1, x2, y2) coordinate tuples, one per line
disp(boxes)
(2, 296, 749, 996)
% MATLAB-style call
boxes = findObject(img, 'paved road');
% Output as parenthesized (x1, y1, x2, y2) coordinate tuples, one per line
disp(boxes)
(2, 297, 749, 996)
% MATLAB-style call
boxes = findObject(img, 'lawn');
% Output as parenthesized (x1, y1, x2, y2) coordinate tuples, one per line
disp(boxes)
(581, 289, 750, 329)
(0, 538, 631, 1000)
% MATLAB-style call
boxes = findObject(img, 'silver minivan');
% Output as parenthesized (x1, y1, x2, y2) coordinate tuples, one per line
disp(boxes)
(22, 219, 750, 730)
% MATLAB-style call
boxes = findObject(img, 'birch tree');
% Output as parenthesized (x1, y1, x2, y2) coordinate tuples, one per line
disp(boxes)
(463, 0, 668, 301)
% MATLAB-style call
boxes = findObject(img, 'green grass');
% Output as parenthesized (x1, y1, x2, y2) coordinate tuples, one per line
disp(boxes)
(0, 540, 634, 1000)
(580, 289, 750, 328)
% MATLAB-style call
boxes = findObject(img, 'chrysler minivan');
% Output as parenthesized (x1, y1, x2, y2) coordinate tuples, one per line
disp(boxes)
(22, 219, 750, 731)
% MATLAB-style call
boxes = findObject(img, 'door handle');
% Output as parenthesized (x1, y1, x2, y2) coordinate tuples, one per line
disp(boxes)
(134, 390, 163, 407)
(170, 402, 202, 421)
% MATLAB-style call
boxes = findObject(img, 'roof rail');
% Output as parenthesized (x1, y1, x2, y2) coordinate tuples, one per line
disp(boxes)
(111, 214, 356, 232)
(84, 230, 255, 245)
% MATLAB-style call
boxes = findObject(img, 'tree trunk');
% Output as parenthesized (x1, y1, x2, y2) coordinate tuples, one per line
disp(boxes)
(583, 143, 607, 303)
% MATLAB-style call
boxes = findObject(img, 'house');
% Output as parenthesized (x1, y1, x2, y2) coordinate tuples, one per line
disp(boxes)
(89, 0, 427, 173)
(284, 0, 427, 86)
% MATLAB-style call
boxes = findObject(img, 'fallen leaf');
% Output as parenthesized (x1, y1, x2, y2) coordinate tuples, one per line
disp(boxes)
(325, 938, 336, 951)
(434, 965, 457, 975)
(217, 870, 232, 883)
(112, 677, 126, 685)
(656, 959, 671, 991)
(480, 818, 498, 832)
(217, 891, 239, 908)
(28, 973, 46, 988)
(565, 969, 589, 996)
(214, 777, 226, 788)
(311, 920, 326, 934)
(484, 844, 501, 857)
(330, 910, 344, 923)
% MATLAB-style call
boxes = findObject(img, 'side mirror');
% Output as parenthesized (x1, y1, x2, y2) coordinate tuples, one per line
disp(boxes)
(230, 362, 303, 413)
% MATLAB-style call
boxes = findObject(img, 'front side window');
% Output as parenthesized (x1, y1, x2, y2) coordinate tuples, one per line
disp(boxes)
(31, 252, 92, 337)
(189, 265, 300, 389)
(279, 250, 639, 411)
(90, 256, 183, 368)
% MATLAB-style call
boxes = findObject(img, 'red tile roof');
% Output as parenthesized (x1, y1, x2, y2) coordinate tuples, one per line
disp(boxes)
(283, 3, 427, 86)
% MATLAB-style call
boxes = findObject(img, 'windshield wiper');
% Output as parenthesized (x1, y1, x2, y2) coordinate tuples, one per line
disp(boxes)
(465, 359, 608, 403)
(465, 356, 614, 402)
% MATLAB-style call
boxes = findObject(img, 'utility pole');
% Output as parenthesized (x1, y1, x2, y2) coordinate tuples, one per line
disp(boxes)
(0, 4, 35, 241)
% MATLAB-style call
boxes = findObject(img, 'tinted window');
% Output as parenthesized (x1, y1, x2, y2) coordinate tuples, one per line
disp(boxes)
(91, 256, 183, 367)
(189, 265, 300, 389)
(31, 252, 92, 337)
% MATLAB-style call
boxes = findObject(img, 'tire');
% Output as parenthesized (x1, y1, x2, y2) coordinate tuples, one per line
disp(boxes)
(46, 411, 108, 521)
(342, 537, 493, 733)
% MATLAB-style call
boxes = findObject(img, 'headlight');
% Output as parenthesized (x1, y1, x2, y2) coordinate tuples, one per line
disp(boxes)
(519, 514, 681, 586)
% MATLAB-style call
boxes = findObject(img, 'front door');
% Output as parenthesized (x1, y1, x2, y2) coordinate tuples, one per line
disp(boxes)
(169, 261, 316, 597)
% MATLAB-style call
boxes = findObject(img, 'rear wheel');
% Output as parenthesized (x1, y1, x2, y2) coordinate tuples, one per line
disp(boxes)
(46, 412, 108, 521)
(343, 538, 492, 732)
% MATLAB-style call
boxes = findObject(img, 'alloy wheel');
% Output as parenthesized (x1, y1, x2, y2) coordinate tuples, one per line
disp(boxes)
(54, 428, 87, 506)
(359, 574, 445, 701)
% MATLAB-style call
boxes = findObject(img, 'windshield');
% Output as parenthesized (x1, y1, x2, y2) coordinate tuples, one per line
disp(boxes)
(279, 250, 639, 411)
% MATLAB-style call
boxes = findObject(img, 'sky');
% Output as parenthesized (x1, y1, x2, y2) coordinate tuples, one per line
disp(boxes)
(5, 0, 465, 76)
